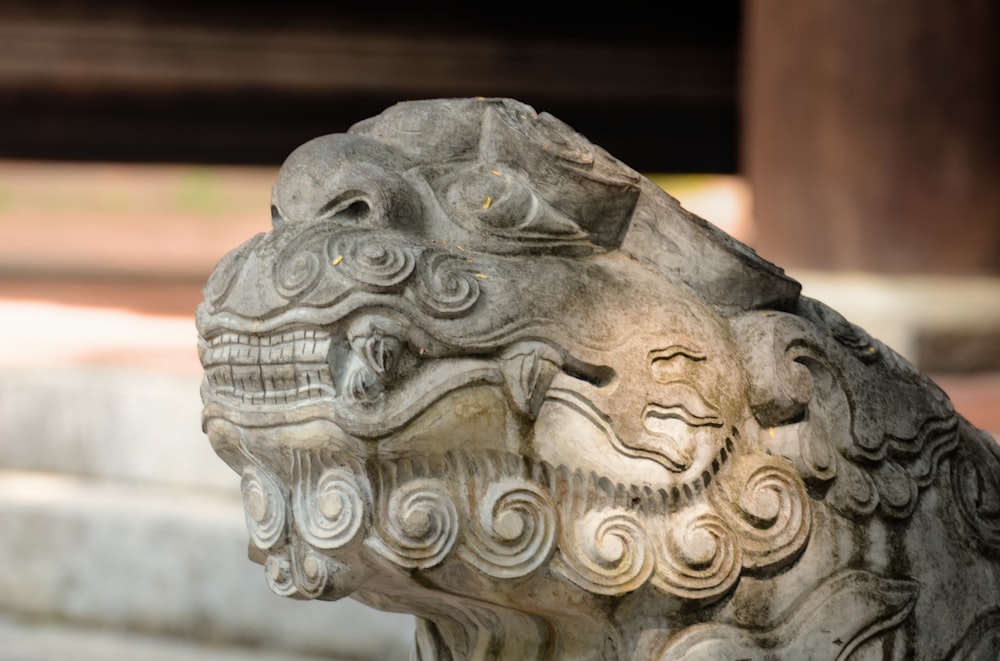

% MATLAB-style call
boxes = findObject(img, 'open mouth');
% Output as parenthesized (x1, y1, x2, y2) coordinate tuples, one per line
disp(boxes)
(199, 316, 508, 439)
(199, 328, 336, 406)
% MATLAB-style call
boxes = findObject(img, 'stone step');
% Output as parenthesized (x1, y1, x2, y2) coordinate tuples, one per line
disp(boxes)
(0, 470, 413, 660)
(0, 366, 233, 492)
(0, 614, 341, 661)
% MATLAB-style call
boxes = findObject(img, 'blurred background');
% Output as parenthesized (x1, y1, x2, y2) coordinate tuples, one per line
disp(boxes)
(0, 2, 997, 659)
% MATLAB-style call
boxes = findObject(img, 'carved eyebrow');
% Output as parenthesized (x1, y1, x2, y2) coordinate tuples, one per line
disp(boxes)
(647, 346, 707, 363)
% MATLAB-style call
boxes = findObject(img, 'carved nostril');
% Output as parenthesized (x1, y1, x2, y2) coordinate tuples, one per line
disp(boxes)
(336, 200, 371, 223)
(317, 193, 372, 224)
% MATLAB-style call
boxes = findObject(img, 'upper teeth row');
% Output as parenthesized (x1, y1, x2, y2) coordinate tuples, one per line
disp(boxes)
(200, 329, 333, 367)
(206, 329, 328, 347)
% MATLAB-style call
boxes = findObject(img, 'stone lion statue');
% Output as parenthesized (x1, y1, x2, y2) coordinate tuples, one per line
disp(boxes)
(198, 98, 1000, 659)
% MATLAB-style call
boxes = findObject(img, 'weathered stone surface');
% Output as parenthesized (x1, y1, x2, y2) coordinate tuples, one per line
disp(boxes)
(198, 98, 1000, 659)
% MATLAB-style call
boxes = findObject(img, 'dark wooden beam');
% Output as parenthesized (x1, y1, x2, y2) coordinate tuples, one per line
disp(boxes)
(744, 0, 1000, 274)
(0, 2, 740, 172)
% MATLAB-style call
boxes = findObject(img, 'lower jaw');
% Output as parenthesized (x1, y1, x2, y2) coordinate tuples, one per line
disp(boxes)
(202, 398, 348, 434)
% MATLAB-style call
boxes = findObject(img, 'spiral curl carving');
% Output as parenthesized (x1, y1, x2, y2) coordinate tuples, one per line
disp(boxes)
(264, 553, 297, 597)
(328, 232, 415, 288)
(294, 466, 371, 550)
(274, 249, 323, 299)
(719, 458, 811, 571)
(241, 466, 287, 550)
(557, 509, 654, 596)
(460, 478, 557, 579)
(952, 434, 1000, 551)
(294, 549, 331, 599)
(372, 478, 460, 569)
(411, 251, 482, 318)
(653, 506, 740, 601)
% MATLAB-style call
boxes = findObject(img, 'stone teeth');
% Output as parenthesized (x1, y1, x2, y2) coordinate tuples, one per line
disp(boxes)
(203, 328, 335, 404)
(202, 330, 331, 364)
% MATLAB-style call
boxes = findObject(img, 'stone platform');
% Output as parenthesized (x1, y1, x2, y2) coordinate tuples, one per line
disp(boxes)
(0, 361, 414, 660)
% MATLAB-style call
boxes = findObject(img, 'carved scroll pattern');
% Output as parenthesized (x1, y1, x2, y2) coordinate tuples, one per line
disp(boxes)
(409, 251, 482, 318)
(327, 231, 415, 287)
(649, 505, 741, 600)
(263, 554, 297, 597)
(365, 454, 558, 581)
(263, 228, 487, 320)
(951, 421, 1000, 552)
(557, 454, 810, 600)
(236, 399, 812, 604)
(292, 549, 332, 599)
(240, 445, 811, 604)
(292, 455, 370, 551)
(555, 496, 747, 602)
(360, 450, 810, 603)
(710, 455, 811, 572)
(275, 247, 324, 299)
(241, 465, 287, 550)
(370, 477, 460, 569)
(262, 546, 342, 600)
(555, 509, 654, 596)
(458, 479, 558, 580)
(732, 307, 960, 522)
(243, 453, 376, 601)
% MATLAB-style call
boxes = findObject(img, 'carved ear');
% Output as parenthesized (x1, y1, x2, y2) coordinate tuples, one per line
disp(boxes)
(499, 342, 564, 419)
(732, 311, 846, 489)
(732, 313, 822, 427)
(732, 305, 961, 519)
(315, 190, 374, 224)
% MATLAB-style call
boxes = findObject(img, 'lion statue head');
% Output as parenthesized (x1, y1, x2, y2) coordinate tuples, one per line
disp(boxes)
(198, 98, 1000, 660)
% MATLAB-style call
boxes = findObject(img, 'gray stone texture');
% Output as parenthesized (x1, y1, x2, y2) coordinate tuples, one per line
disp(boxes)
(199, 98, 1000, 659)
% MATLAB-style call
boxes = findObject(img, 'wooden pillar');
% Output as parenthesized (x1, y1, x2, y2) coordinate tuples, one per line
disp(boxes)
(743, 0, 1000, 274)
